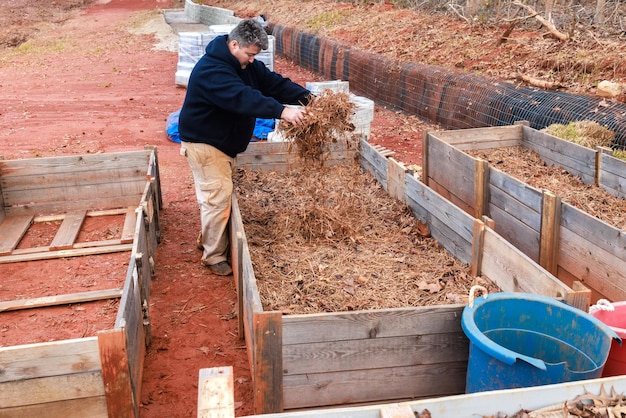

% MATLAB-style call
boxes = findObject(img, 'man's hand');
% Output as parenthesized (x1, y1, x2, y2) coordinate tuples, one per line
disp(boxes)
(281, 106, 307, 126)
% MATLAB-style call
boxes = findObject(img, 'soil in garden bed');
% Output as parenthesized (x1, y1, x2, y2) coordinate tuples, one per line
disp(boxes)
(467, 146, 626, 231)
(235, 161, 499, 315)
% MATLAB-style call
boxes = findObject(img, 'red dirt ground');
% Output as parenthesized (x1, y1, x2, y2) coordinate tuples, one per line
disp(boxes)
(0, 1, 432, 416)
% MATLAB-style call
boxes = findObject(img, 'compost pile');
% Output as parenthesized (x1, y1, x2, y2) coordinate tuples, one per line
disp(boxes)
(236, 91, 498, 314)
(467, 146, 626, 231)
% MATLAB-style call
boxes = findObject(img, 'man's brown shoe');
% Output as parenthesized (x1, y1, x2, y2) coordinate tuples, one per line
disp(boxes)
(204, 261, 232, 276)
(196, 232, 203, 250)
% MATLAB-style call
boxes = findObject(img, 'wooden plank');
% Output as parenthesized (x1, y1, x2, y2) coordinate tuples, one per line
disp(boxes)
(473, 158, 488, 219)
(5, 196, 143, 217)
(480, 227, 575, 304)
(0, 150, 150, 178)
(0, 371, 105, 408)
(0, 396, 108, 418)
(599, 151, 626, 198)
(2, 178, 145, 209)
(282, 305, 465, 345)
(49, 210, 86, 250)
(0, 243, 132, 263)
(253, 311, 283, 414)
(283, 333, 468, 375)
(197, 367, 235, 418)
(0, 288, 123, 312)
(431, 125, 522, 150)
(121, 207, 138, 244)
(488, 202, 540, 263)
(539, 191, 560, 275)
(0, 214, 33, 255)
(98, 328, 135, 418)
(387, 158, 406, 202)
(558, 226, 626, 301)
(425, 134, 476, 207)
(421, 132, 430, 186)
(230, 195, 245, 339)
(564, 281, 591, 313)
(0, 337, 101, 383)
(380, 406, 416, 418)
(360, 139, 389, 190)
(523, 126, 597, 185)
(283, 361, 467, 410)
(470, 218, 485, 276)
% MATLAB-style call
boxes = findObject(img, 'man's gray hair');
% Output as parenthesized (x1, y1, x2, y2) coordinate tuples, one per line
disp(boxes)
(228, 18, 268, 50)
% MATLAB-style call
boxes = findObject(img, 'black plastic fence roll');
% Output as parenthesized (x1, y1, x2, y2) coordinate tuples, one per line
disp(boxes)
(270, 23, 626, 147)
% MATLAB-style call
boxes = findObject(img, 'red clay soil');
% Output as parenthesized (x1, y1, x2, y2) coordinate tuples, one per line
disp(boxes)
(0, 1, 430, 416)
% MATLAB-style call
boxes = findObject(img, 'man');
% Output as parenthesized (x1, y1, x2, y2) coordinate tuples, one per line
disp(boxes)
(178, 18, 310, 276)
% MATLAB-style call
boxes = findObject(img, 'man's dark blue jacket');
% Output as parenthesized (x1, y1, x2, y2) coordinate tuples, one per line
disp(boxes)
(178, 35, 311, 157)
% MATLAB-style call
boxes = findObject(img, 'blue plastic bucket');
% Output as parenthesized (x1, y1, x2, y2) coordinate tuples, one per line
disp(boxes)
(462, 292, 620, 393)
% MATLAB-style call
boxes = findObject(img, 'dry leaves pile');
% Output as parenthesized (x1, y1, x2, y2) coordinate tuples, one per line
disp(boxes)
(468, 147, 626, 231)
(280, 90, 357, 164)
(235, 163, 498, 314)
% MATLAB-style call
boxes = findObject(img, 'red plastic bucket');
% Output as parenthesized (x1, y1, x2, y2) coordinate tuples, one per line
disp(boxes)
(590, 300, 626, 377)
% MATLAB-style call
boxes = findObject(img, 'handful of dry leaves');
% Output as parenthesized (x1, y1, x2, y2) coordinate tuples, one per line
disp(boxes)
(280, 89, 357, 164)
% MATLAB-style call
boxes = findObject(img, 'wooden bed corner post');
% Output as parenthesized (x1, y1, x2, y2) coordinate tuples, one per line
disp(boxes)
(421, 131, 429, 186)
(387, 157, 407, 203)
(539, 190, 561, 276)
(98, 328, 136, 418)
(253, 311, 283, 414)
(474, 158, 489, 219)
(470, 218, 486, 277)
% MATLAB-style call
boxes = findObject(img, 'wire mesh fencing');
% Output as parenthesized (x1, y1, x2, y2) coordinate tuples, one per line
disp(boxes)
(271, 24, 626, 147)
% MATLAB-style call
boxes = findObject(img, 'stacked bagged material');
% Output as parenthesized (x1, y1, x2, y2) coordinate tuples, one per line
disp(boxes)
(175, 24, 274, 87)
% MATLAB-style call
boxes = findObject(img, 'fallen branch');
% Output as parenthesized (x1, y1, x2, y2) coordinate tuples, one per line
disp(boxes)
(515, 73, 562, 90)
(496, 11, 533, 46)
(513, 0, 569, 41)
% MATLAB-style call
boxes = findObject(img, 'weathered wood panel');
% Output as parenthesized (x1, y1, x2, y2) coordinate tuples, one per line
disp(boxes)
(480, 227, 571, 299)
(424, 133, 475, 207)
(0, 214, 33, 255)
(360, 140, 388, 189)
(0, 337, 101, 383)
(0, 150, 153, 216)
(558, 203, 626, 301)
(599, 151, 626, 198)
(404, 174, 474, 264)
(523, 126, 597, 185)
(283, 361, 468, 409)
(432, 125, 523, 150)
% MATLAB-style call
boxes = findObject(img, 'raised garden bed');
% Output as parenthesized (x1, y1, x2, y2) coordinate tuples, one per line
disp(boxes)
(423, 124, 626, 302)
(229, 139, 586, 414)
(0, 148, 161, 417)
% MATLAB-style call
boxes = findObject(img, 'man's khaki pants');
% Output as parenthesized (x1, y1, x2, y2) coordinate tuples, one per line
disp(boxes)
(181, 141, 235, 265)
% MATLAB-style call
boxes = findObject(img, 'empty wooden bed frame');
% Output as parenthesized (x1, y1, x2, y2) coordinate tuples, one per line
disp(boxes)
(0, 147, 162, 417)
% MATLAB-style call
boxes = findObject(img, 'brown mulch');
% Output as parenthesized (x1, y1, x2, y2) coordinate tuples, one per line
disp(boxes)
(468, 146, 626, 231)
(235, 161, 499, 315)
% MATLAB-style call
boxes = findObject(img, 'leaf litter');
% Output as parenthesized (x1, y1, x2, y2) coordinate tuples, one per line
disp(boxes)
(235, 91, 499, 314)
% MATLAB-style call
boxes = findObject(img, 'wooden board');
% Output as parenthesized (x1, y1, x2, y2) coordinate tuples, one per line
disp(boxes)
(49, 211, 86, 250)
(599, 151, 626, 198)
(198, 367, 235, 418)
(0, 288, 123, 312)
(523, 126, 597, 185)
(431, 125, 523, 150)
(120, 207, 138, 244)
(0, 337, 101, 383)
(0, 214, 33, 255)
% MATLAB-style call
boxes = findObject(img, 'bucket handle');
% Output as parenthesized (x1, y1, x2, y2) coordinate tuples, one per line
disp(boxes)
(589, 299, 614, 313)
(468, 285, 488, 308)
